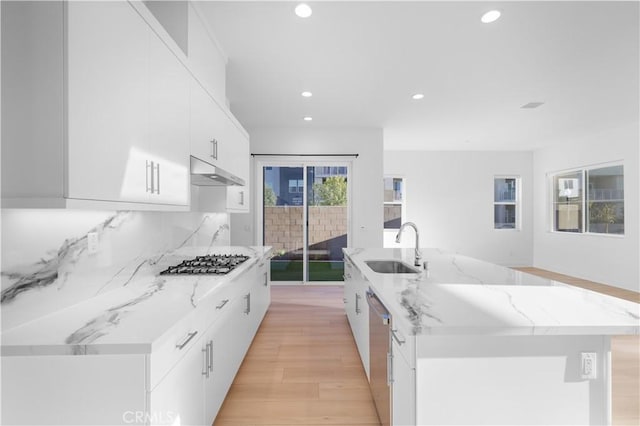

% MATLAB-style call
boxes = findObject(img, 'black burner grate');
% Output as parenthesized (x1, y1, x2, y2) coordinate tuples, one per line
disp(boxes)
(159, 255, 249, 275)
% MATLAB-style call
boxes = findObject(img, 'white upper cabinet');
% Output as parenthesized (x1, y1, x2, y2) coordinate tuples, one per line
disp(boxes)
(187, 2, 250, 192)
(187, 3, 227, 105)
(66, 1, 190, 207)
(65, 0, 148, 204)
(146, 25, 191, 206)
(189, 75, 250, 184)
(2, 1, 190, 209)
(190, 77, 221, 165)
(1, 0, 250, 211)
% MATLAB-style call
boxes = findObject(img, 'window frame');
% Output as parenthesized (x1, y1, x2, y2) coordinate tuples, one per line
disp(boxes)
(493, 175, 521, 231)
(383, 176, 406, 231)
(548, 161, 625, 237)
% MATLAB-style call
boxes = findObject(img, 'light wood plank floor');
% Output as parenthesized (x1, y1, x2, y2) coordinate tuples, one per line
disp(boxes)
(215, 270, 639, 426)
(214, 286, 380, 426)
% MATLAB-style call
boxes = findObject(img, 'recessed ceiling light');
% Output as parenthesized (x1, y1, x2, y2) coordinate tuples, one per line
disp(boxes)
(301, 91, 313, 98)
(481, 10, 501, 24)
(295, 4, 312, 18)
(303, 116, 313, 121)
(412, 93, 425, 100)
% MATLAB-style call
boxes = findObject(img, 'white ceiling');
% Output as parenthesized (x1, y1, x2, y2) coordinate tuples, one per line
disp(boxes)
(198, 1, 639, 151)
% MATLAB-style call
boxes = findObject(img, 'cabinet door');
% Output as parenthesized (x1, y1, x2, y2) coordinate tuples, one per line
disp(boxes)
(225, 127, 250, 211)
(66, 1, 149, 203)
(204, 296, 247, 424)
(147, 29, 190, 206)
(392, 340, 416, 426)
(187, 3, 226, 104)
(343, 259, 357, 328)
(189, 78, 218, 164)
(226, 185, 249, 213)
(247, 259, 270, 337)
(354, 276, 370, 379)
(149, 335, 205, 426)
(216, 113, 249, 181)
(2, 354, 146, 425)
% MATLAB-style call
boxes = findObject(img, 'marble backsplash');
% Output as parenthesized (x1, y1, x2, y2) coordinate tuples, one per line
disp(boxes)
(1, 210, 230, 331)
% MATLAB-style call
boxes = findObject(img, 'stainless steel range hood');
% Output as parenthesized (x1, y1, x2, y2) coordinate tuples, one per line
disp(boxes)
(190, 156, 245, 186)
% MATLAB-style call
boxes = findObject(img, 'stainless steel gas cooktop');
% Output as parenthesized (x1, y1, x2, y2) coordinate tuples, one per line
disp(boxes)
(159, 254, 250, 275)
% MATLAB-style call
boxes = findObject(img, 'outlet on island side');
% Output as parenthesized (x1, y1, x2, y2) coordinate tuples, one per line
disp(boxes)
(87, 232, 99, 255)
(580, 352, 597, 380)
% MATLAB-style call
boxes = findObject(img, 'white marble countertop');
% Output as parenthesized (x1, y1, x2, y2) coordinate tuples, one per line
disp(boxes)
(1, 246, 272, 356)
(344, 248, 640, 337)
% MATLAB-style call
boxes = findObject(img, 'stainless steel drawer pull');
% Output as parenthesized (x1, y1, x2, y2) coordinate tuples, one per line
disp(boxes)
(210, 139, 218, 160)
(355, 293, 362, 314)
(263, 272, 268, 286)
(146, 160, 153, 193)
(202, 345, 209, 377)
(216, 299, 229, 310)
(202, 340, 213, 378)
(391, 329, 406, 345)
(208, 340, 213, 373)
(154, 162, 160, 194)
(244, 293, 251, 315)
(176, 331, 198, 350)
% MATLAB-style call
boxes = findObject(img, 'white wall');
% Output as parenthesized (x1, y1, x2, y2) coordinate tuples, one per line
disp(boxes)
(533, 123, 639, 292)
(230, 127, 384, 249)
(384, 151, 533, 266)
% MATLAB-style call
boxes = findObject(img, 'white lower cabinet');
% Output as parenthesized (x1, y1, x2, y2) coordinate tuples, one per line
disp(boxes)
(250, 259, 271, 333)
(343, 258, 370, 379)
(392, 339, 416, 426)
(149, 334, 205, 426)
(0, 258, 271, 425)
(1, 354, 146, 426)
(203, 261, 269, 423)
(203, 296, 243, 422)
(344, 257, 416, 426)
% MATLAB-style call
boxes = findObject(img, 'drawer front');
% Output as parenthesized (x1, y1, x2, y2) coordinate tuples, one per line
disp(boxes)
(390, 322, 416, 368)
(149, 310, 202, 390)
(149, 284, 239, 390)
(196, 282, 240, 334)
(149, 264, 256, 389)
(344, 257, 355, 280)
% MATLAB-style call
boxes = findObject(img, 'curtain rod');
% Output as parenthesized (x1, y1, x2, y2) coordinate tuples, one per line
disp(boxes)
(251, 153, 359, 158)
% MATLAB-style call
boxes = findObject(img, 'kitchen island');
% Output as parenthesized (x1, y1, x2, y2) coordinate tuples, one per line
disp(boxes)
(1, 246, 272, 425)
(343, 248, 639, 426)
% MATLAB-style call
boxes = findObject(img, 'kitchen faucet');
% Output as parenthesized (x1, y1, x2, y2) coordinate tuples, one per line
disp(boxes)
(395, 222, 422, 267)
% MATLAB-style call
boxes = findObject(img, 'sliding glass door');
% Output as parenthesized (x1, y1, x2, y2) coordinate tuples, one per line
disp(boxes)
(263, 166, 305, 281)
(260, 161, 350, 283)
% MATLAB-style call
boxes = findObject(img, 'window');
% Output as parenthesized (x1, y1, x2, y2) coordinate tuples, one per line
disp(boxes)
(551, 163, 624, 235)
(384, 177, 405, 229)
(288, 179, 304, 193)
(494, 177, 519, 229)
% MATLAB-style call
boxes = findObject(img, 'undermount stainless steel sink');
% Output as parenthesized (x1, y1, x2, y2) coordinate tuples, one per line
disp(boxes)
(365, 260, 420, 274)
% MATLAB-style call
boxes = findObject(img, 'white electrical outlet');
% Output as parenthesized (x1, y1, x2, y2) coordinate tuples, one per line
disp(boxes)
(87, 232, 99, 255)
(581, 352, 597, 379)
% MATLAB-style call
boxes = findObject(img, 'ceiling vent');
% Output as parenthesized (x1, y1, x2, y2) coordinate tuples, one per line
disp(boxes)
(521, 102, 545, 109)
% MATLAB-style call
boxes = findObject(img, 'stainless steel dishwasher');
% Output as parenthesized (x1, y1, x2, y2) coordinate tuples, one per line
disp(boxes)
(366, 288, 391, 426)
